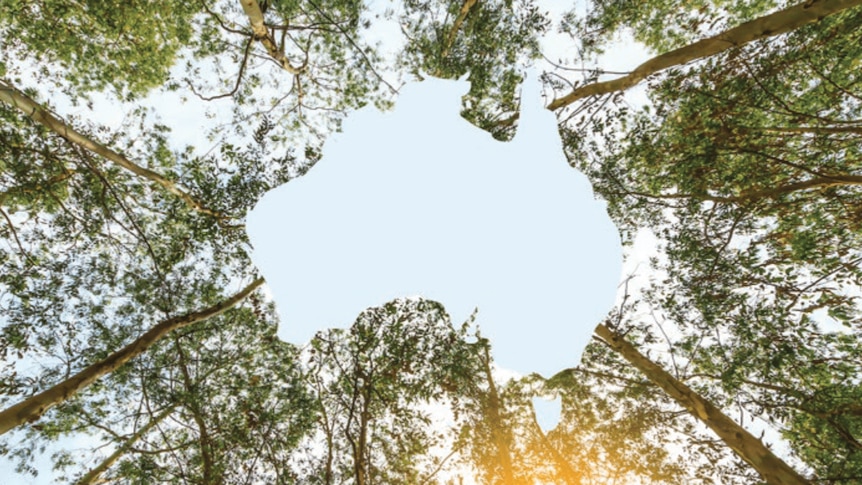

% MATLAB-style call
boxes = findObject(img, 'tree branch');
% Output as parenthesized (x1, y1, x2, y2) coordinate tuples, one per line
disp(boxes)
(595, 323, 812, 485)
(75, 406, 175, 485)
(239, 0, 307, 74)
(547, 0, 862, 110)
(442, 0, 479, 59)
(185, 38, 254, 101)
(0, 278, 264, 435)
(0, 80, 227, 220)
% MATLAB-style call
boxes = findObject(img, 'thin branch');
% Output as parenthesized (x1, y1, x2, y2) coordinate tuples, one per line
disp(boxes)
(0, 205, 34, 266)
(305, 0, 399, 94)
(747, 125, 862, 135)
(199, 0, 247, 35)
(186, 38, 254, 101)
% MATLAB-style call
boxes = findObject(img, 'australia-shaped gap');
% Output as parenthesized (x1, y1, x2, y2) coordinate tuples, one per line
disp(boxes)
(246, 73, 622, 382)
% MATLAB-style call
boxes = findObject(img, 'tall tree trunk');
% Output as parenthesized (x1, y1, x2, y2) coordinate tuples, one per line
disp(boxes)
(75, 406, 175, 485)
(528, 411, 581, 485)
(354, 381, 373, 485)
(480, 345, 518, 484)
(547, 0, 862, 110)
(175, 338, 220, 485)
(594, 324, 812, 485)
(0, 278, 264, 436)
(0, 79, 226, 220)
(313, 374, 336, 485)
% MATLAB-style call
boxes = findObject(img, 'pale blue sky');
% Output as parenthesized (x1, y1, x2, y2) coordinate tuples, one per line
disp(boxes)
(0, 2, 663, 480)
(247, 73, 623, 379)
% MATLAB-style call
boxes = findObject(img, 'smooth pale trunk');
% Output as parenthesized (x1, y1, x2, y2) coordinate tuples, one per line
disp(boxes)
(0, 80, 223, 219)
(238, 0, 305, 74)
(548, 0, 862, 110)
(595, 324, 812, 485)
(75, 406, 175, 485)
(0, 278, 263, 436)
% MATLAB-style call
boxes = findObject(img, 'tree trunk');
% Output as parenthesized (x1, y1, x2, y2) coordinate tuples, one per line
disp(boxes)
(175, 338, 220, 485)
(239, 0, 306, 74)
(0, 79, 225, 220)
(528, 410, 581, 485)
(594, 324, 812, 485)
(442, 0, 479, 60)
(0, 278, 264, 436)
(547, 0, 862, 110)
(480, 345, 518, 484)
(354, 382, 373, 485)
(75, 406, 175, 485)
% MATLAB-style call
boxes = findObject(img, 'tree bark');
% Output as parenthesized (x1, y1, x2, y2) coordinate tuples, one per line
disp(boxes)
(442, 0, 479, 60)
(480, 345, 518, 485)
(0, 80, 226, 220)
(0, 278, 264, 436)
(239, 0, 306, 74)
(175, 338, 220, 485)
(528, 410, 581, 485)
(594, 323, 812, 485)
(75, 406, 175, 485)
(547, 0, 862, 110)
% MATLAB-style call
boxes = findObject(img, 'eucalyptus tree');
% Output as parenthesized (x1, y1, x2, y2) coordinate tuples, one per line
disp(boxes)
(1, 0, 395, 142)
(549, 1, 862, 482)
(634, 276, 862, 483)
(300, 298, 479, 485)
(453, 333, 754, 485)
(0, 79, 306, 477)
(594, 321, 813, 485)
(396, 0, 550, 139)
(0, 278, 264, 436)
(548, 0, 862, 110)
(59, 299, 317, 485)
(202, 0, 397, 142)
(543, 345, 730, 485)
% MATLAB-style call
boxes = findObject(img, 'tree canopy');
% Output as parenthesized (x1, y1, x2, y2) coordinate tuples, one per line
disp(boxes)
(1, 0, 861, 483)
